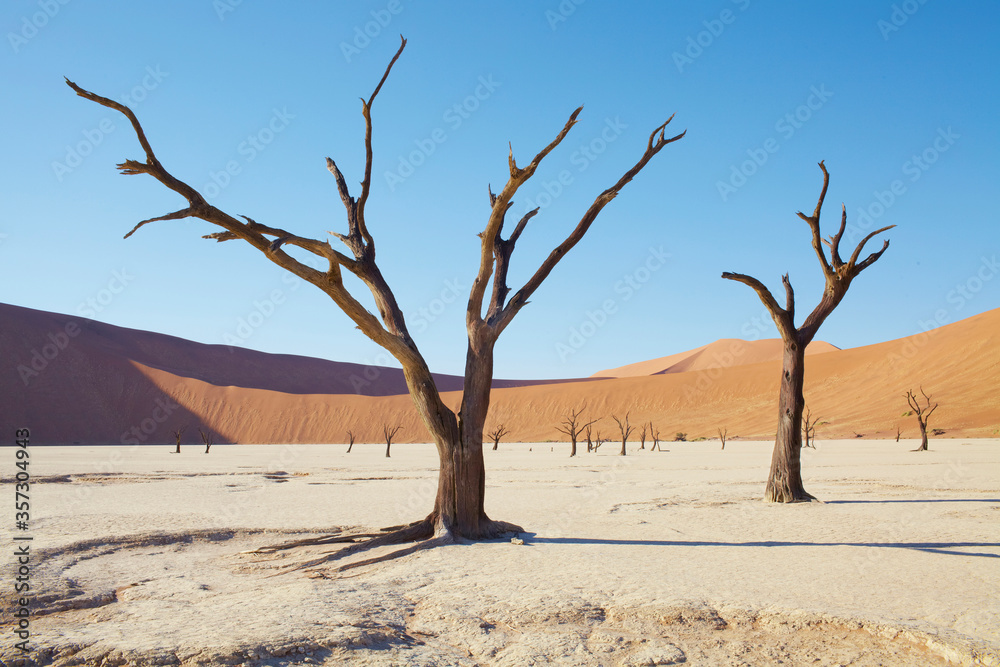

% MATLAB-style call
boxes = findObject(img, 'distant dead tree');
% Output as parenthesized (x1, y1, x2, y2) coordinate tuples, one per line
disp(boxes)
(649, 422, 663, 452)
(382, 424, 403, 458)
(171, 428, 184, 454)
(637, 423, 648, 450)
(718, 427, 728, 450)
(556, 407, 599, 458)
(611, 412, 634, 456)
(674, 432, 687, 442)
(895, 424, 902, 442)
(584, 423, 596, 453)
(346, 430, 356, 453)
(198, 428, 213, 454)
(68, 36, 684, 563)
(802, 406, 819, 449)
(593, 429, 605, 452)
(722, 162, 894, 502)
(487, 423, 510, 451)
(905, 387, 938, 452)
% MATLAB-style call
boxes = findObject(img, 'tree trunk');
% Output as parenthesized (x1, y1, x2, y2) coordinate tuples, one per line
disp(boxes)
(385, 441, 391, 458)
(570, 437, 577, 457)
(764, 337, 815, 502)
(347, 442, 354, 453)
(916, 421, 929, 451)
(619, 438, 627, 456)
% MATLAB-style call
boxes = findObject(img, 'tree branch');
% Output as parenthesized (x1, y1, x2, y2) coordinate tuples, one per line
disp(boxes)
(492, 116, 686, 332)
(721, 271, 794, 337)
(795, 161, 835, 282)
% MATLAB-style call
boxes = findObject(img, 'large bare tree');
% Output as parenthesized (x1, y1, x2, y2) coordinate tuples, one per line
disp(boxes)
(68, 37, 684, 565)
(611, 412, 634, 456)
(722, 162, 893, 503)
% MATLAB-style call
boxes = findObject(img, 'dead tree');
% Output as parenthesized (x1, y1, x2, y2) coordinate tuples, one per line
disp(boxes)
(67, 36, 684, 568)
(802, 406, 819, 449)
(905, 387, 938, 452)
(171, 428, 184, 454)
(722, 162, 893, 503)
(383, 424, 402, 458)
(198, 428, 213, 454)
(346, 430, 356, 453)
(718, 427, 727, 450)
(895, 424, 902, 442)
(637, 423, 648, 450)
(593, 429, 605, 452)
(649, 422, 663, 451)
(611, 412, 634, 456)
(487, 423, 510, 451)
(556, 408, 599, 458)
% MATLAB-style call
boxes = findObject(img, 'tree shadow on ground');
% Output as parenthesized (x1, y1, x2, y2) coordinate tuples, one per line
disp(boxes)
(522, 536, 1000, 559)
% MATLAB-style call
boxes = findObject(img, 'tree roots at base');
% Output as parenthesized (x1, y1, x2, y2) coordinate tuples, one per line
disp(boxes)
(254, 516, 523, 575)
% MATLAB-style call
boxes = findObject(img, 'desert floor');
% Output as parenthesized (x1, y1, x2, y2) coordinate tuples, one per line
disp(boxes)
(4, 439, 999, 666)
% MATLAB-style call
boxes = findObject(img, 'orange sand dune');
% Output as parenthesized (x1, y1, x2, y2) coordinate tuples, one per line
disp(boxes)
(593, 338, 839, 378)
(1, 302, 997, 445)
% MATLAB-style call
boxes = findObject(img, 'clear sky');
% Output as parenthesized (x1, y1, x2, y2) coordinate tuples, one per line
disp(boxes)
(2, 2, 997, 380)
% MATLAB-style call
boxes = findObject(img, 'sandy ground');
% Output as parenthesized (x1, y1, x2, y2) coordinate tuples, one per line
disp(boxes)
(2, 439, 999, 666)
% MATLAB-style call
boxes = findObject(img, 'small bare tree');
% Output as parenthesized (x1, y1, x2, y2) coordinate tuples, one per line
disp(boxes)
(487, 423, 510, 451)
(556, 408, 599, 458)
(718, 427, 728, 450)
(383, 424, 403, 458)
(593, 429, 605, 452)
(802, 406, 819, 449)
(584, 423, 596, 453)
(895, 424, 902, 442)
(68, 36, 684, 564)
(649, 422, 662, 452)
(198, 428, 213, 454)
(611, 412, 634, 456)
(637, 423, 648, 450)
(346, 430, 356, 453)
(722, 162, 893, 502)
(171, 428, 184, 454)
(905, 388, 938, 452)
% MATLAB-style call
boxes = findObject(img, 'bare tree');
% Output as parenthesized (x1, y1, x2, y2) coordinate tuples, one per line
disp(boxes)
(895, 424, 902, 443)
(67, 37, 683, 566)
(611, 412, 634, 456)
(556, 408, 599, 458)
(346, 430, 356, 454)
(905, 387, 938, 452)
(487, 423, 510, 451)
(722, 162, 893, 503)
(584, 422, 597, 453)
(637, 422, 648, 450)
(649, 422, 662, 452)
(198, 428, 213, 454)
(802, 406, 819, 449)
(718, 427, 727, 450)
(593, 429, 605, 452)
(674, 432, 687, 442)
(383, 424, 402, 458)
(171, 428, 184, 454)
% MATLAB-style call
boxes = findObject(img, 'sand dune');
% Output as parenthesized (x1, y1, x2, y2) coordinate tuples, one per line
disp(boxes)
(1, 302, 997, 445)
(592, 338, 839, 378)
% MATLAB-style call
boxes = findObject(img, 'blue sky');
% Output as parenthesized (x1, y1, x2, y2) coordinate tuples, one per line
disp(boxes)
(2, 2, 997, 380)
